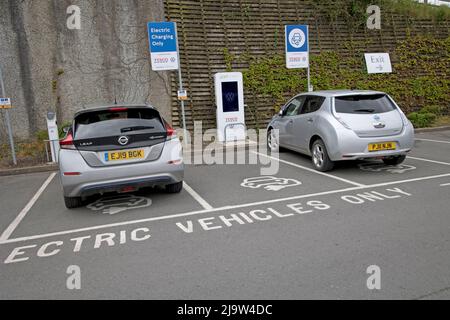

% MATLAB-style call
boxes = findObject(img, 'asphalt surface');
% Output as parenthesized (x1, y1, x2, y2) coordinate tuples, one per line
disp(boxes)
(0, 130, 450, 299)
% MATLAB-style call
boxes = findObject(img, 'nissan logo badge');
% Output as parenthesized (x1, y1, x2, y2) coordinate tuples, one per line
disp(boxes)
(118, 136, 129, 145)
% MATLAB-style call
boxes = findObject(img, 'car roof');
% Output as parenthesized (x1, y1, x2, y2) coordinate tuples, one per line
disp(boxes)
(74, 104, 155, 118)
(297, 89, 386, 98)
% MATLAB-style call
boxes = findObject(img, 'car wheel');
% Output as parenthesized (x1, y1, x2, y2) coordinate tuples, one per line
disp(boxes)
(311, 139, 334, 172)
(383, 155, 406, 166)
(64, 196, 83, 209)
(267, 128, 282, 153)
(165, 181, 183, 193)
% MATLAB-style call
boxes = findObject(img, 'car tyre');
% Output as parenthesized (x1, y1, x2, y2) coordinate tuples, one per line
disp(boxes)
(64, 196, 83, 209)
(311, 139, 334, 172)
(382, 155, 406, 166)
(165, 181, 183, 193)
(267, 128, 283, 153)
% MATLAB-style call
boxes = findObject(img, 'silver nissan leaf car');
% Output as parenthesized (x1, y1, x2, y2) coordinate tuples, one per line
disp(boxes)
(267, 90, 415, 171)
(58, 104, 184, 208)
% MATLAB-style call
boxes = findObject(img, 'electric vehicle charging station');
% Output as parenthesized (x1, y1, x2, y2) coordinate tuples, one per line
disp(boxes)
(46, 111, 60, 163)
(214, 72, 246, 142)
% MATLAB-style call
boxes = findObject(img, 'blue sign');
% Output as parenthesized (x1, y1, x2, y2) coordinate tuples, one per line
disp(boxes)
(285, 25, 309, 69)
(285, 25, 308, 53)
(147, 22, 177, 53)
(147, 21, 179, 71)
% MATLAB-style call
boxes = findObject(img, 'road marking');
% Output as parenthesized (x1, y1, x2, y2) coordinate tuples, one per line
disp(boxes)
(253, 151, 365, 187)
(440, 183, 450, 187)
(359, 163, 416, 174)
(415, 138, 450, 144)
(0, 172, 57, 242)
(183, 182, 213, 210)
(2, 171, 450, 245)
(241, 176, 302, 191)
(407, 156, 450, 166)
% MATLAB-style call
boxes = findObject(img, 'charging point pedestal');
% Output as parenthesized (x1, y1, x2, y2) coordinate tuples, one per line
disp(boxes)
(214, 72, 246, 143)
(46, 111, 60, 163)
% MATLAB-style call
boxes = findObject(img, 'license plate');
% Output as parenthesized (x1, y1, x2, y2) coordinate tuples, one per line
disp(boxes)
(368, 142, 396, 152)
(104, 149, 145, 162)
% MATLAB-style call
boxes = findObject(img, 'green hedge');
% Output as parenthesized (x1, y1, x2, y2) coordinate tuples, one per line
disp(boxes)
(240, 35, 450, 113)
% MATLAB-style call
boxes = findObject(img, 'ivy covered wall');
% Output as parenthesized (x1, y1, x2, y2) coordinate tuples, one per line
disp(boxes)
(165, 0, 450, 130)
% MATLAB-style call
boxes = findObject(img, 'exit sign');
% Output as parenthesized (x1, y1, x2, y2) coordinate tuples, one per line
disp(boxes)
(364, 53, 392, 74)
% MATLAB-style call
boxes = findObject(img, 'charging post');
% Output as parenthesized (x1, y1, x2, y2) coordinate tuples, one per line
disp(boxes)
(214, 72, 246, 143)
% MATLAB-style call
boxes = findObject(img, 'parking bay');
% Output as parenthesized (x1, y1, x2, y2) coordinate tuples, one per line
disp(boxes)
(3, 135, 450, 245)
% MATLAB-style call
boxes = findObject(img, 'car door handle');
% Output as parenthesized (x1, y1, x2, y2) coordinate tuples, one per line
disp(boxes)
(288, 119, 294, 124)
(307, 118, 313, 123)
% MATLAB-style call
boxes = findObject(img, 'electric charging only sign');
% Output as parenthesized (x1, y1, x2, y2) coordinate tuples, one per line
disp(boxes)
(285, 25, 309, 69)
(147, 22, 179, 71)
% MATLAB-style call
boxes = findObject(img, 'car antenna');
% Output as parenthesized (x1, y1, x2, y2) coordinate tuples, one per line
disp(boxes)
(113, 80, 118, 105)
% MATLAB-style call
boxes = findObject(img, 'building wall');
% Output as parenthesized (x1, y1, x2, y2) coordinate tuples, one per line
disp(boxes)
(0, 0, 171, 141)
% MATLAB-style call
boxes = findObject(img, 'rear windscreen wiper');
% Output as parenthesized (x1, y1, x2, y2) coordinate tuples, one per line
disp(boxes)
(121, 126, 154, 133)
(353, 109, 375, 113)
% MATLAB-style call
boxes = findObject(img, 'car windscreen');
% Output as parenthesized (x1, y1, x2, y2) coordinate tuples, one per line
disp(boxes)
(335, 94, 396, 114)
(74, 108, 165, 139)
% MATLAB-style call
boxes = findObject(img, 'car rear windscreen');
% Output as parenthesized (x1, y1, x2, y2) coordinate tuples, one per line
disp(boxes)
(74, 108, 165, 140)
(335, 94, 396, 114)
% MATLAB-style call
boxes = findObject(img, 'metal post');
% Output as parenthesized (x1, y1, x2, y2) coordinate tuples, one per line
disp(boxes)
(307, 25, 312, 92)
(174, 23, 188, 146)
(0, 66, 17, 165)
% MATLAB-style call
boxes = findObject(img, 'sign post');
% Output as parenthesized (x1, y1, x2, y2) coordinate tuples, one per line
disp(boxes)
(147, 21, 187, 146)
(285, 25, 311, 92)
(0, 66, 17, 165)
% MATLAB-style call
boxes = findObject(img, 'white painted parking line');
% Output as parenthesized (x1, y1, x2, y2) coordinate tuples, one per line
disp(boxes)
(253, 151, 365, 187)
(2, 171, 450, 245)
(0, 172, 57, 242)
(407, 156, 450, 166)
(183, 182, 213, 210)
(440, 183, 450, 187)
(415, 138, 450, 144)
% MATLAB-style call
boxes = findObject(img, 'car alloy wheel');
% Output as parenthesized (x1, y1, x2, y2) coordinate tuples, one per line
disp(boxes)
(267, 129, 278, 152)
(312, 143, 325, 168)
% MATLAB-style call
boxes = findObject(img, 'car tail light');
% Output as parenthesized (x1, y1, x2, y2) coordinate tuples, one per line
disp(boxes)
(109, 107, 127, 112)
(60, 132, 76, 150)
(63, 172, 81, 176)
(168, 159, 183, 165)
(164, 121, 177, 141)
(334, 115, 351, 130)
(399, 110, 411, 127)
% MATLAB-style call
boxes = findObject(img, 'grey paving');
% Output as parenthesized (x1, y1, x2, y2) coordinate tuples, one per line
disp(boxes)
(1, 131, 450, 299)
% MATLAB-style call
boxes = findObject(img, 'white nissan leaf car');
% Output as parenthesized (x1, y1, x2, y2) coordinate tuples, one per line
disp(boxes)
(267, 90, 415, 171)
(58, 104, 184, 209)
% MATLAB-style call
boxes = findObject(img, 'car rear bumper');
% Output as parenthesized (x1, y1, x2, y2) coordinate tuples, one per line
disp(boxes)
(327, 125, 415, 161)
(78, 174, 181, 197)
(59, 140, 184, 197)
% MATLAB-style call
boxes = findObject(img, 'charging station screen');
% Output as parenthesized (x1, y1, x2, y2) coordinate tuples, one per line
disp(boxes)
(221, 82, 239, 113)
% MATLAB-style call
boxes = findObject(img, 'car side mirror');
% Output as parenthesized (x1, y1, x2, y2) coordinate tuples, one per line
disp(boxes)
(279, 110, 285, 117)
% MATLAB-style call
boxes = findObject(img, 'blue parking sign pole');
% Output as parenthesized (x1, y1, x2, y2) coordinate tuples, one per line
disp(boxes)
(174, 23, 188, 146)
(148, 21, 187, 146)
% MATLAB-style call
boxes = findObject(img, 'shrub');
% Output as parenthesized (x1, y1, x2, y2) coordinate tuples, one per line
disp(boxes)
(407, 112, 437, 128)
(419, 105, 443, 116)
(36, 130, 49, 141)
